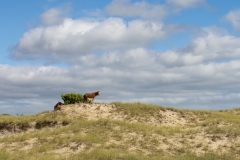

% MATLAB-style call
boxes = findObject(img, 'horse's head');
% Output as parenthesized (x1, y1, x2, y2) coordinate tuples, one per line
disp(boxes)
(95, 91, 100, 96)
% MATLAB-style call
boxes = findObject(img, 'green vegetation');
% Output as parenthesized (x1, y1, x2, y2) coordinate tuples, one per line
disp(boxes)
(0, 102, 240, 159)
(61, 92, 92, 104)
(61, 92, 84, 104)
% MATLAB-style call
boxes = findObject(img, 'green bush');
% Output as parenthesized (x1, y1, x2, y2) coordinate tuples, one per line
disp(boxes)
(61, 92, 84, 104)
(86, 99, 92, 103)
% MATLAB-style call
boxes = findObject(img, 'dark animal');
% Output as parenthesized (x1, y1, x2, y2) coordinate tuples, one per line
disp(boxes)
(84, 91, 100, 103)
(54, 101, 64, 110)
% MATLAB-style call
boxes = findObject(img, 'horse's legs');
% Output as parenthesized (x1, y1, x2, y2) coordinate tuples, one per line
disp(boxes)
(84, 95, 87, 103)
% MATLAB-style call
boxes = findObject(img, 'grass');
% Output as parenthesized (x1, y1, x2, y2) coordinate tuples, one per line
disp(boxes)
(113, 102, 164, 114)
(0, 102, 240, 159)
(0, 110, 70, 124)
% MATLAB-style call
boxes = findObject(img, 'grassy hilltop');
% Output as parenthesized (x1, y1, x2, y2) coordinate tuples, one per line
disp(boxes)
(0, 102, 240, 160)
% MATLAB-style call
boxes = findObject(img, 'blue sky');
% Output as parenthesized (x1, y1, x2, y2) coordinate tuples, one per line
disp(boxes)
(1, 0, 240, 114)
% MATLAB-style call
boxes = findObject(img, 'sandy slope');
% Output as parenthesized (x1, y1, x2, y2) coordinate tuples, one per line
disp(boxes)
(57, 102, 187, 126)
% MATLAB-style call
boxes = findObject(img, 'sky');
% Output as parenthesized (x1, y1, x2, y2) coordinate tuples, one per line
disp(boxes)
(1, 0, 240, 114)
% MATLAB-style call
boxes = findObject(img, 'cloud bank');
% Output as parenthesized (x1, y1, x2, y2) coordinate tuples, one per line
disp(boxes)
(11, 18, 165, 62)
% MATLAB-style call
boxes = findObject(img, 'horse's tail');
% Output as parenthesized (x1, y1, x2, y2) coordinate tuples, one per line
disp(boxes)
(83, 94, 87, 102)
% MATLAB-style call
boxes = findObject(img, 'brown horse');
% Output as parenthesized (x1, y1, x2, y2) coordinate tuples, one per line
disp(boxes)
(54, 101, 64, 110)
(84, 91, 100, 103)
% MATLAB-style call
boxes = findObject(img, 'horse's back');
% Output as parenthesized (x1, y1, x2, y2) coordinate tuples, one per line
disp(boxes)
(84, 93, 95, 98)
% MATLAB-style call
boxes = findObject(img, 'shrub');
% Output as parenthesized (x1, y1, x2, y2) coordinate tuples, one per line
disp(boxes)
(86, 99, 92, 103)
(61, 92, 84, 104)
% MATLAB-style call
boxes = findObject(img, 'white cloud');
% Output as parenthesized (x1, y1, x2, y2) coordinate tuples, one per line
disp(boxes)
(185, 27, 240, 62)
(155, 27, 240, 67)
(40, 7, 70, 26)
(105, 0, 167, 20)
(223, 9, 240, 32)
(11, 17, 165, 61)
(167, 0, 206, 9)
